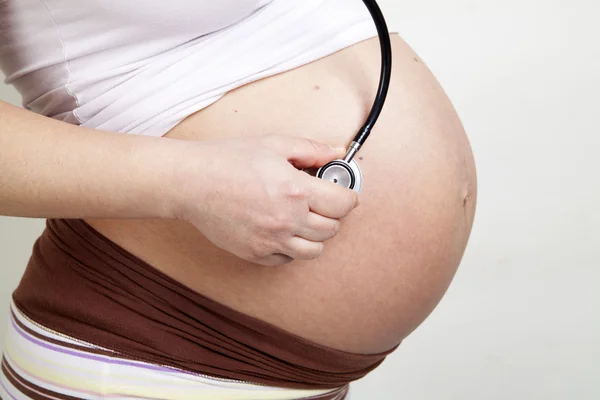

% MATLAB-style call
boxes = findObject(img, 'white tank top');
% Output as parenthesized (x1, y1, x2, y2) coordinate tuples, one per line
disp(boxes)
(0, 0, 381, 136)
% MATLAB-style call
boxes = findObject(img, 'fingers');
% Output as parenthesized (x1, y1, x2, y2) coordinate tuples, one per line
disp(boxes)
(295, 212, 341, 242)
(281, 236, 325, 260)
(252, 213, 341, 265)
(257, 253, 294, 267)
(261, 134, 358, 218)
(254, 212, 342, 266)
(305, 177, 360, 219)
(243, 135, 358, 266)
(255, 240, 322, 266)
(263, 135, 346, 169)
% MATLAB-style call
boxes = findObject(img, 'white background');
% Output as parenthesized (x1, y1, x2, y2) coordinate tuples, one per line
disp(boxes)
(1, 1, 599, 398)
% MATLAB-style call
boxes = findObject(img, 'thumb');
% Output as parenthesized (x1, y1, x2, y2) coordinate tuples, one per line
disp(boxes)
(264, 136, 346, 169)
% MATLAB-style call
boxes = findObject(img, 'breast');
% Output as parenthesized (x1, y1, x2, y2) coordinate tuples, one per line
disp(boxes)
(86, 34, 477, 355)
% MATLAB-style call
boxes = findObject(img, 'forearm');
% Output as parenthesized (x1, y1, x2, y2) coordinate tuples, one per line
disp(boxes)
(0, 101, 179, 220)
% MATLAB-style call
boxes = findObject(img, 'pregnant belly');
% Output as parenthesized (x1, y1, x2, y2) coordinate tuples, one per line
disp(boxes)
(86, 35, 477, 354)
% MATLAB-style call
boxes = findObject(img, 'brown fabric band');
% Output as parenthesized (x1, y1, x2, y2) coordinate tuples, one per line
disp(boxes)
(13, 219, 397, 390)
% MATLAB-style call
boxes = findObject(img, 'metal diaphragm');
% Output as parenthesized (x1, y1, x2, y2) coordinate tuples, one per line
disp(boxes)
(316, 159, 363, 193)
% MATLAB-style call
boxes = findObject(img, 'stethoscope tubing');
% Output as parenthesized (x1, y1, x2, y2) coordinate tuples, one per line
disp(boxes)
(314, 0, 392, 193)
(345, 0, 392, 162)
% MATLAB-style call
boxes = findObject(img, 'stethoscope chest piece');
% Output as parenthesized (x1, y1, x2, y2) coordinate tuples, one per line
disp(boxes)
(316, 159, 362, 193)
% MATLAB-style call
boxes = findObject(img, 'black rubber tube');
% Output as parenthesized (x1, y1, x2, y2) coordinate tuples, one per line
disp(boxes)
(353, 0, 392, 146)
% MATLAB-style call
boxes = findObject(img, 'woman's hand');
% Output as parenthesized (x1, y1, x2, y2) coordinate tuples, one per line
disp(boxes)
(172, 135, 360, 266)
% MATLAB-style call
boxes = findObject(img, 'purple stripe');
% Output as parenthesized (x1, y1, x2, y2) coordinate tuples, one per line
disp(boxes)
(9, 314, 176, 374)
(0, 378, 19, 400)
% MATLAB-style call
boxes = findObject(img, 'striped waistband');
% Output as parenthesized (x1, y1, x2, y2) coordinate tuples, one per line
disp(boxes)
(1, 301, 349, 400)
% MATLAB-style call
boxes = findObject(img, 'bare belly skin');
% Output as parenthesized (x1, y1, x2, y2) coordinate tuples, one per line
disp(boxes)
(86, 34, 477, 355)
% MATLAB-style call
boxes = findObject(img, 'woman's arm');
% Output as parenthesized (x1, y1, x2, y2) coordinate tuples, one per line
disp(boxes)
(0, 100, 359, 265)
(0, 101, 180, 219)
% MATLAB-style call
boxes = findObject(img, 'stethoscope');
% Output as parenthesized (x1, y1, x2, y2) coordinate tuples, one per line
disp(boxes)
(314, 0, 392, 193)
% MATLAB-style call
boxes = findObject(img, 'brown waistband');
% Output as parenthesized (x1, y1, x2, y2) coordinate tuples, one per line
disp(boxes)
(13, 219, 397, 389)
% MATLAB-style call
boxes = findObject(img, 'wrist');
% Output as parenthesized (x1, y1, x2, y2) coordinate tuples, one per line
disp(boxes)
(114, 135, 187, 221)
(155, 137, 211, 222)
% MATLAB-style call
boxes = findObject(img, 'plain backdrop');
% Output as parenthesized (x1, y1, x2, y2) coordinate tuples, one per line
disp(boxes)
(1, 1, 599, 399)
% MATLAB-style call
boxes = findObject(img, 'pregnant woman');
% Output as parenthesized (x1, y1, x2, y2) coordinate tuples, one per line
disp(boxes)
(0, 0, 477, 398)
